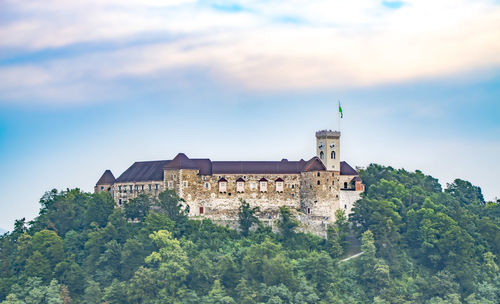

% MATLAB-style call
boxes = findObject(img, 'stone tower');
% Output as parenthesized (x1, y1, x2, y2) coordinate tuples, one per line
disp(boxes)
(315, 130, 341, 171)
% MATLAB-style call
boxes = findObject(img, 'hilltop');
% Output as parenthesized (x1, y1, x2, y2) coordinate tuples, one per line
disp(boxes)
(0, 164, 498, 304)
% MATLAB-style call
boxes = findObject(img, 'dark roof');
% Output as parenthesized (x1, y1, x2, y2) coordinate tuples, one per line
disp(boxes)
(340, 161, 359, 176)
(236, 177, 245, 182)
(114, 154, 359, 183)
(219, 177, 227, 182)
(275, 177, 284, 182)
(211, 158, 319, 174)
(116, 160, 170, 182)
(302, 157, 327, 172)
(352, 176, 362, 182)
(96, 170, 115, 185)
(164, 153, 198, 170)
(259, 177, 268, 182)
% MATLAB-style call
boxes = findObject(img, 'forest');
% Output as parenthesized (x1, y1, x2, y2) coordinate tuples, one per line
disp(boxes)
(0, 164, 499, 304)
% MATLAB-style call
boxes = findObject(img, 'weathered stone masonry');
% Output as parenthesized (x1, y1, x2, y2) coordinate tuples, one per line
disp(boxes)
(95, 130, 365, 235)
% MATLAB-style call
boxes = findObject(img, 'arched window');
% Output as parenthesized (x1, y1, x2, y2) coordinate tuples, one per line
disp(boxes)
(320, 151, 324, 160)
(331, 151, 336, 159)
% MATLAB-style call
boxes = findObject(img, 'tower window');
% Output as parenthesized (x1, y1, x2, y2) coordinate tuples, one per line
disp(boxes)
(331, 151, 336, 159)
(320, 151, 324, 160)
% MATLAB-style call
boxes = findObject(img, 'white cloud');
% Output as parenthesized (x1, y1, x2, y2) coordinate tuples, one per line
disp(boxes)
(1, 0, 500, 103)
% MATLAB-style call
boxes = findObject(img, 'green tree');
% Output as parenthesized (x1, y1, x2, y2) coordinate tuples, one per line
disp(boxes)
(238, 199, 260, 236)
(278, 207, 299, 240)
(157, 190, 187, 222)
(124, 194, 152, 221)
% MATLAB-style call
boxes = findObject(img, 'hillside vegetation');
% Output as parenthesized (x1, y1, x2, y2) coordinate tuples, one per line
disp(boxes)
(0, 164, 499, 304)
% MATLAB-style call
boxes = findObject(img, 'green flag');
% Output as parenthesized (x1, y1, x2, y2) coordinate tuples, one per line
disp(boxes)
(338, 101, 343, 118)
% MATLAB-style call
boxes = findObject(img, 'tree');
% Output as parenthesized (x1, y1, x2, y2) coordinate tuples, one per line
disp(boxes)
(157, 190, 187, 222)
(124, 193, 152, 221)
(278, 207, 299, 240)
(445, 179, 485, 206)
(238, 199, 260, 236)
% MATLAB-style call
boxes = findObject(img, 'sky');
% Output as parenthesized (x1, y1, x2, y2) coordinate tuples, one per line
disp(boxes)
(1, 0, 499, 231)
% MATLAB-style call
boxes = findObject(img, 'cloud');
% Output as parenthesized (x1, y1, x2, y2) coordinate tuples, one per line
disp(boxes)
(0, 0, 499, 103)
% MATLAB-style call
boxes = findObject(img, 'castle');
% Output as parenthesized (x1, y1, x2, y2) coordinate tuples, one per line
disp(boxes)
(95, 130, 364, 234)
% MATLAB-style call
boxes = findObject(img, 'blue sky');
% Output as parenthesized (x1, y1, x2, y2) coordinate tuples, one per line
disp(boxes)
(1, 0, 499, 231)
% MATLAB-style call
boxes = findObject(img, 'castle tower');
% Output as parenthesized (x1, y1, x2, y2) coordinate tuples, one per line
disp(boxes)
(315, 130, 340, 171)
(95, 169, 115, 193)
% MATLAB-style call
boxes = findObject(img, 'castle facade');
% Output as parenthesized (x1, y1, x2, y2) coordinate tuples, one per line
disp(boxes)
(95, 130, 364, 234)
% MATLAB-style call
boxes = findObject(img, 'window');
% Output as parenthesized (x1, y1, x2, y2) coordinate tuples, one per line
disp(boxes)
(172, 174, 176, 179)
(236, 181, 244, 192)
(129, 185, 133, 192)
(141, 185, 144, 191)
(307, 208, 311, 214)
(100, 186, 104, 190)
(155, 184, 159, 190)
(331, 151, 336, 159)
(344, 182, 348, 189)
(118, 199, 122, 205)
(149, 184, 152, 191)
(344, 205, 347, 209)
(291, 184, 295, 189)
(135, 185, 138, 191)
(183, 181, 188, 188)
(332, 181, 334, 185)
(228, 192, 232, 196)
(260, 181, 267, 192)
(317, 172, 320, 177)
(199, 206, 204, 214)
(118, 185, 122, 193)
(317, 180, 320, 185)
(204, 182, 210, 189)
(186, 205, 190, 214)
(320, 151, 324, 160)
(276, 181, 284, 192)
(168, 181, 174, 189)
(310, 185, 312, 189)
(219, 181, 227, 193)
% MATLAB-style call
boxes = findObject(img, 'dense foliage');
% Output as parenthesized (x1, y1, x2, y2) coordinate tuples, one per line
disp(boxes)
(0, 164, 498, 303)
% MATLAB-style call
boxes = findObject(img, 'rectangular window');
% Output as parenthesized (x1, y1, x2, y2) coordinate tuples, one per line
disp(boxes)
(173, 174, 176, 179)
(118, 185, 122, 193)
(155, 184, 159, 190)
(260, 182, 267, 192)
(141, 185, 144, 190)
(168, 181, 174, 189)
(129, 185, 133, 192)
(135, 185, 138, 191)
(219, 182, 227, 193)
(149, 184, 152, 191)
(183, 181, 188, 188)
(119, 199, 122, 205)
(199, 206, 204, 214)
(276, 182, 284, 192)
(237, 182, 244, 192)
